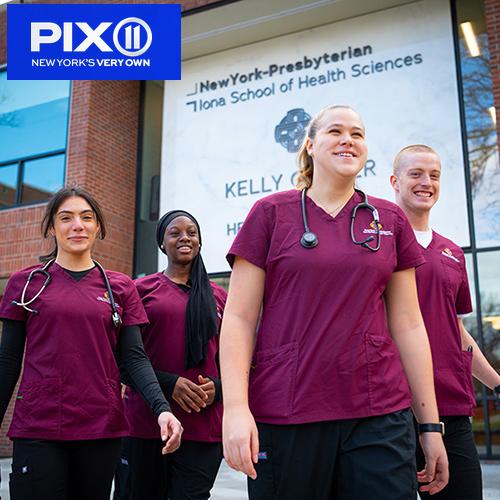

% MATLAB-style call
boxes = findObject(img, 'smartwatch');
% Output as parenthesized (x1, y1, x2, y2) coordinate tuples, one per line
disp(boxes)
(418, 422, 445, 436)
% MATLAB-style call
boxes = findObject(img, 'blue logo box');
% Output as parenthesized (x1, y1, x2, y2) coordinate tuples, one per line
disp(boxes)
(7, 4, 181, 80)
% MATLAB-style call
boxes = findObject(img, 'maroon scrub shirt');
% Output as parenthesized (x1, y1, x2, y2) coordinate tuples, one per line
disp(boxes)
(415, 231, 475, 416)
(227, 189, 425, 425)
(0, 262, 149, 440)
(124, 273, 226, 441)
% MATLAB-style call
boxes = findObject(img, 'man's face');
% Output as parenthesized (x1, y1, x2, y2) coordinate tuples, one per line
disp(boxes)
(391, 151, 441, 214)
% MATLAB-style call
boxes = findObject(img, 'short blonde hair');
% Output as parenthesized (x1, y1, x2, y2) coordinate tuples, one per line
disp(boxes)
(392, 144, 440, 176)
(296, 105, 363, 189)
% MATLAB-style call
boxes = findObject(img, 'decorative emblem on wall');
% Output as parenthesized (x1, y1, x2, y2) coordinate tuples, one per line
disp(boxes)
(274, 108, 311, 153)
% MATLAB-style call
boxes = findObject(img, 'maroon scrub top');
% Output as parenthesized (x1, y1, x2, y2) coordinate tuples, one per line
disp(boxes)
(124, 273, 226, 441)
(0, 262, 148, 440)
(227, 190, 425, 425)
(415, 231, 475, 416)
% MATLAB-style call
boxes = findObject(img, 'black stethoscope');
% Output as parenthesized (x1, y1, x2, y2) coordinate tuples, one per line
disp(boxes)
(11, 259, 122, 328)
(300, 188, 381, 251)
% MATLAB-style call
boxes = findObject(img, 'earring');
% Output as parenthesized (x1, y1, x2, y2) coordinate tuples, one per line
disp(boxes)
(160, 244, 164, 250)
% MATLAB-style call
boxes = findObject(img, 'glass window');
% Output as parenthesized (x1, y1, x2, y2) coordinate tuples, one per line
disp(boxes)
(477, 251, 500, 374)
(21, 154, 65, 204)
(0, 163, 18, 207)
(0, 71, 69, 208)
(456, 0, 500, 247)
(0, 73, 70, 163)
(477, 250, 500, 456)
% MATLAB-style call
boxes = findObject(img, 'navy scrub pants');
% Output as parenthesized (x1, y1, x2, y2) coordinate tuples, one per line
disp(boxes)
(115, 437, 223, 500)
(10, 437, 122, 500)
(249, 409, 417, 500)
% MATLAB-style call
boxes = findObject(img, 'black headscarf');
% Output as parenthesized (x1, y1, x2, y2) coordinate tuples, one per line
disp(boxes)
(157, 210, 219, 369)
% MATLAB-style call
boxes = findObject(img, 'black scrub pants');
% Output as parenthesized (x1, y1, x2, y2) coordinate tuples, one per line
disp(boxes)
(116, 437, 223, 500)
(9, 437, 121, 500)
(416, 416, 482, 500)
(249, 409, 417, 500)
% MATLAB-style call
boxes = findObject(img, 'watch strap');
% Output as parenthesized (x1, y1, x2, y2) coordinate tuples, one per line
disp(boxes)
(418, 422, 445, 436)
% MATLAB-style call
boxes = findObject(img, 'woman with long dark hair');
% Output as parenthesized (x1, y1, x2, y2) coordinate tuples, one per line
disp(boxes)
(0, 186, 182, 500)
(120, 210, 226, 500)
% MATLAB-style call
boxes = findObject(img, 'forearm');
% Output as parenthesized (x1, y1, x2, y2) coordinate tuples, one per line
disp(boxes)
(460, 326, 500, 390)
(385, 269, 440, 422)
(391, 321, 439, 422)
(220, 313, 256, 410)
(118, 326, 171, 417)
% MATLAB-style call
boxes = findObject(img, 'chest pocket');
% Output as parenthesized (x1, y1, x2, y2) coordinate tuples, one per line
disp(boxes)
(440, 257, 463, 298)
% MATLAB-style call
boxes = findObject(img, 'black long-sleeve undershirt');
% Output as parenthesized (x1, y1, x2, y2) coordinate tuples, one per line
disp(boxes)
(0, 319, 170, 426)
(0, 319, 25, 424)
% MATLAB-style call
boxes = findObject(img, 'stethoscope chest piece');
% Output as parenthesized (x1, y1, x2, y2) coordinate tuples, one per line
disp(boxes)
(300, 231, 318, 248)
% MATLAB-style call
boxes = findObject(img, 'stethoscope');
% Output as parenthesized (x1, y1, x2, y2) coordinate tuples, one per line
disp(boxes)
(11, 259, 122, 328)
(300, 188, 381, 251)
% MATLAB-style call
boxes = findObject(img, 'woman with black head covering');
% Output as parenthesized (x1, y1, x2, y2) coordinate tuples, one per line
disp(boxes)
(120, 210, 227, 500)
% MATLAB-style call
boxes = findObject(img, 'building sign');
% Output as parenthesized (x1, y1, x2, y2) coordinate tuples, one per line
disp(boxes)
(162, 0, 469, 273)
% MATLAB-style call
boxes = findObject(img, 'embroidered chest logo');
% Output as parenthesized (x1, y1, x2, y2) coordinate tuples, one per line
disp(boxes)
(363, 220, 394, 236)
(97, 291, 121, 308)
(441, 247, 460, 263)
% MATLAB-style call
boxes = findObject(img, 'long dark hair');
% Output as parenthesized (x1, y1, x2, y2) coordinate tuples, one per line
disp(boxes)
(40, 186, 107, 262)
(157, 210, 218, 368)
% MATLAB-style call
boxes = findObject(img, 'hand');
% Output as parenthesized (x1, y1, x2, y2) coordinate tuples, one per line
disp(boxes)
(172, 376, 208, 413)
(198, 375, 216, 406)
(223, 405, 259, 480)
(158, 411, 183, 454)
(417, 432, 449, 495)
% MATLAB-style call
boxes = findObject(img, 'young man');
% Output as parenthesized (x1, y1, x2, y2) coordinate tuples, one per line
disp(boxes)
(391, 144, 500, 499)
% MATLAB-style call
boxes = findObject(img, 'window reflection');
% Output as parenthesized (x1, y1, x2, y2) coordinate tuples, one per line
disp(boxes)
(477, 251, 500, 455)
(0, 71, 69, 208)
(0, 163, 18, 207)
(478, 252, 500, 372)
(0, 74, 70, 163)
(456, 0, 500, 247)
(22, 154, 65, 204)
(473, 400, 500, 456)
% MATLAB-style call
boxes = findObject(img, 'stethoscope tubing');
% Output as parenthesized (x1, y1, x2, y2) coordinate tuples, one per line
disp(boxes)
(300, 188, 381, 251)
(12, 259, 122, 327)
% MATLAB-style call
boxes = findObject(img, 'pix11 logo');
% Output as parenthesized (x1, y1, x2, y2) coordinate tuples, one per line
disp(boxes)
(7, 4, 181, 80)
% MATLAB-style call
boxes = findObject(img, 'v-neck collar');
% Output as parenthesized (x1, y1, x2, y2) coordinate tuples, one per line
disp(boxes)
(52, 261, 99, 284)
(158, 271, 191, 294)
(303, 189, 360, 224)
